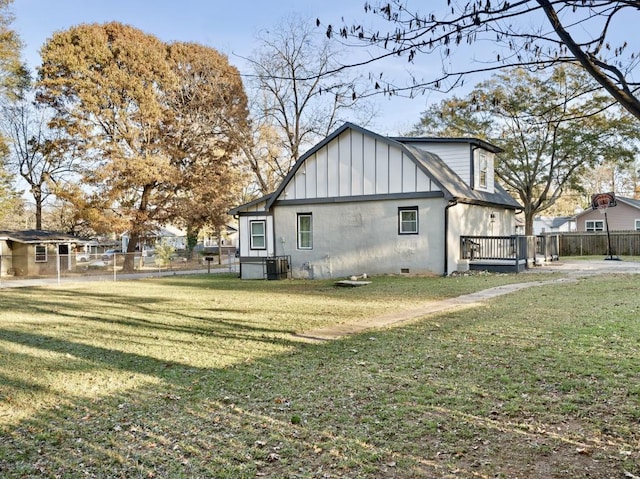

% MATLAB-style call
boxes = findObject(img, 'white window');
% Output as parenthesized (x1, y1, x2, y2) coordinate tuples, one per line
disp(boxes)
(297, 213, 313, 249)
(585, 220, 604, 232)
(249, 220, 266, 249)
(635, 219, 640, 231)
(399, 207, 418, 234)
(478, 151, 488, 188)
(35, 245, 47, 262)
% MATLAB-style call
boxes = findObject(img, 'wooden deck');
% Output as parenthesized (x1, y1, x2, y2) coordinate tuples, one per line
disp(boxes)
(460, 235, 559, 274)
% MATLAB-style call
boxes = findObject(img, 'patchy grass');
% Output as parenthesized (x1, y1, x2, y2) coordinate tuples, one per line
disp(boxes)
(1, 272, 639, 478)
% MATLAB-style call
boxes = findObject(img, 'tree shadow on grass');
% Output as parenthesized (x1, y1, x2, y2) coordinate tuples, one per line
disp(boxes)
(2, 319, 640, 478)
(2, 278, 640, 478)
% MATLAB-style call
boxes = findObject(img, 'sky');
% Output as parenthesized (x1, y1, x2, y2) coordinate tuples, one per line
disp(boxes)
(13, 1, 636, 137)
(11, 0, 444, 135)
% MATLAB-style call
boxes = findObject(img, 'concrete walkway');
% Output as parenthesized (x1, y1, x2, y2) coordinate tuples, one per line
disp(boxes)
(297, 259, 640, 342)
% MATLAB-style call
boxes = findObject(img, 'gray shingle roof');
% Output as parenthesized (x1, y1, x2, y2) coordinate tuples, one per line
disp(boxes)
(231, 122, 522, 213)
(400, 143, 521, 208)
(0, 229, 88, 244)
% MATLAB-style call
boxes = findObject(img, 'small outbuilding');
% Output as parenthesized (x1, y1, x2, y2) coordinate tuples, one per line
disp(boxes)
(0, 229, 89, 277)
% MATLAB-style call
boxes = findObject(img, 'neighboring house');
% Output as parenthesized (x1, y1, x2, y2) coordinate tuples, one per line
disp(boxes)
(0, 229, 88, 277)
(574, 196, 640, 232)
(122, 225, 187, 251)
(229, 123, 521, 279)
(202, 224, 239, 250)
(533, 215, 576, 235)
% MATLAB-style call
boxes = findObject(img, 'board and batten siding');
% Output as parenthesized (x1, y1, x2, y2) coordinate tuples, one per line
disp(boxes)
(281, 129, 438, 201)
(237, 215, 274, 258)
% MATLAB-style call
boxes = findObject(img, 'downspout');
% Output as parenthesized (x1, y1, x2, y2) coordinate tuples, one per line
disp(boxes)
(233, 214, 241, 278)
(444, 199, 458, 276)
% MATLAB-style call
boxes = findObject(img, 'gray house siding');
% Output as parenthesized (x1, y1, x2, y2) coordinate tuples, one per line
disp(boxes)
(273, 197, 447, 279)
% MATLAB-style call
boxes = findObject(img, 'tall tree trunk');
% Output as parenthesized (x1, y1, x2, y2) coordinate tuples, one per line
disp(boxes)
(524, 209, 534, 236)
(34, 189, 43, 230)
(122, 232, 139, 272)
(216, 228, 222, 265)
(186, 224, 198, 260)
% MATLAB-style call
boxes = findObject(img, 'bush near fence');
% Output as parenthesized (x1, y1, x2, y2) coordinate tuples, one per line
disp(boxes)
(554, 231, 640, 256)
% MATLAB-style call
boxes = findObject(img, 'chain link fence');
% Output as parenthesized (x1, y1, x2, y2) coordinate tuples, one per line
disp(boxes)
(0, 249, 238, 286)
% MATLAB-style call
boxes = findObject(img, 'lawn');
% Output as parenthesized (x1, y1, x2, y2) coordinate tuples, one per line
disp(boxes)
(1, 272, 639, 478)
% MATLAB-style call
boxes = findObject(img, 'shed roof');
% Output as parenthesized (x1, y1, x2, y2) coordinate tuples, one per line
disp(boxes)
(0, 229, 89, 244)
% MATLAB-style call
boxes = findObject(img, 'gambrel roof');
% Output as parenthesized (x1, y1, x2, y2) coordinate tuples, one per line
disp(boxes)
(232, 122, 521, 214)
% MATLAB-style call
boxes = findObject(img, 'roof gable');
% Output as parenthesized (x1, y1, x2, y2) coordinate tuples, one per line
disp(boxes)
(401, 144, 520, 208)
(574, 195, 640, 218)
(231, 122, 521, 213)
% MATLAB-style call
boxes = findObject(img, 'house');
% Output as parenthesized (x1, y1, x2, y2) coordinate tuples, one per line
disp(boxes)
(574, 196, 640, 232)
(229, 123, 521, 279)
(201, 223, 239, 251)
(0, 229, 89, 277)
(122, 225, 187, 252)
(533, 215, 576, 235)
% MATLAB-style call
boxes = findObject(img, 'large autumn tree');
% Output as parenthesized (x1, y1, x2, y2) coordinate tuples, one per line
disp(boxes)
(36, 23, 248, 269)
(324, 1, 640, 121)
(0, 0, 30, 220)
(0, 0, 27, 99)
(413, 65, 639, 234)
(163, 41, 249, 255)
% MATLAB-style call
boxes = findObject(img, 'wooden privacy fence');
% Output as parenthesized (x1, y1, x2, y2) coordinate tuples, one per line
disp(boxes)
(552, 231, 640, 256)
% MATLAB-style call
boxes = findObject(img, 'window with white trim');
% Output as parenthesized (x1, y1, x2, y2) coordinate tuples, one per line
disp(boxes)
(478, 151, 488, 188)
(399, 207, 418, 235)
(249, 220, 266, 249)
(635, 219, 640, 231)
(35, 245, 47, 262)
(585, 220, 604, 232)
(297, 213, 313, 249)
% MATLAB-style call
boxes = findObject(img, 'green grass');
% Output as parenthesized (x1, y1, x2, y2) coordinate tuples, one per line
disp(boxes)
(1, 272, 639, 478)
(561, 255, 640, 262)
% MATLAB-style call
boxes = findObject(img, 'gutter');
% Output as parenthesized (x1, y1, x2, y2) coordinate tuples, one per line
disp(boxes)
(443, 199, 458, 276)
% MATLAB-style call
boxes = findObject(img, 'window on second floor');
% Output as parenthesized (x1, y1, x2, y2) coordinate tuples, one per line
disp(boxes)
(585, 220, 604, 232)
(478, 151, 488, 189)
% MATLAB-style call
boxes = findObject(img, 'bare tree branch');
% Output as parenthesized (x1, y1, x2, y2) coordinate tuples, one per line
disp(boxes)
(319, 1, 640, 120)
